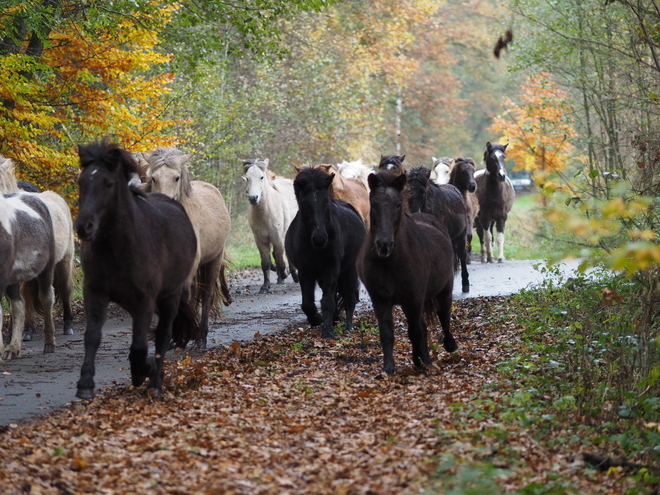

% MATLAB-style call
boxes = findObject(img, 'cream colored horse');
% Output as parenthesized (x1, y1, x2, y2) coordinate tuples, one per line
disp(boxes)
(0, 157, 74, 343)
(313, 163, 370, 227)
(143, 147, 232, 348)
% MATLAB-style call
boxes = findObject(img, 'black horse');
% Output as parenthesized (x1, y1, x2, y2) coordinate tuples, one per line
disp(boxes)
(74, 140, 199, 399)
(357, 170, 457, 375)
(407, 166, 470, 292)
(285, 166, 366, 339)
(475, 142, 515, 263)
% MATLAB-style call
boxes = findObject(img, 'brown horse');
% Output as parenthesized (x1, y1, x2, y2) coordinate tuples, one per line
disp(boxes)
(312, 164, 370, 227)
(357, 170, 457, 375)
(475, 142, 515, 263)
(378, 154, 406, 175)
(449, 157, 480, 263)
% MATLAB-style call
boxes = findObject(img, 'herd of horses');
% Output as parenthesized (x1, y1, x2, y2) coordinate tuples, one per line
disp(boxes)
(0, 139, 515, 398)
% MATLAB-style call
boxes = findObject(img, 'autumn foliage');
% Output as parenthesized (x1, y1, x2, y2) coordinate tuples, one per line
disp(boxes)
(0, 5, 179, 204)
(489, 72, 577, 182)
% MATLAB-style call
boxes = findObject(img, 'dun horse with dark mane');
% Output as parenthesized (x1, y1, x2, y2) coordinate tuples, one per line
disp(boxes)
(74, 141, 199, 399)
(358, 170, 457, 375)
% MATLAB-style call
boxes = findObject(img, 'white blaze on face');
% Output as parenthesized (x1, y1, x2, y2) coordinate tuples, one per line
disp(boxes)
(494, 150, 507, 177)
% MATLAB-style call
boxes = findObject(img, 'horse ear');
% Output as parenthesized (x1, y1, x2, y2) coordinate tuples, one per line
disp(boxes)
(400, 155, 406, 163)
(431, 156, 437, 164)
(486, 141, 492, 150)
(241, 175, 247, 182)
(294, 165, 302, 173)
(503, 143, 509, 151)
(263, 158, 269, 168)
(180, 154, 192, 166)
(256, 160, 268, 171)
(367, 172, 379, 191)
(326, 172, 336, 187)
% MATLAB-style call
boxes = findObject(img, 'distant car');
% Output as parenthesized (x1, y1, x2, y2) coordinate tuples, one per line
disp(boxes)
(509, 171, 533, 192)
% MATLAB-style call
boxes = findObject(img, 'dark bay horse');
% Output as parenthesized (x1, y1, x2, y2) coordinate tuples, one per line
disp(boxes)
(378, 154, 406, 175)
(285, 166, 366, 339)
(475, 142, 515, 263)
(407, 166, 470, 293)
(449, 157, 480, 263)
(357, 170, 457, 375)
(74, 141, 199, 399)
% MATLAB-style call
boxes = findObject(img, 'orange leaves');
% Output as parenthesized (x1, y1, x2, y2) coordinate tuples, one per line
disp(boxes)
(490, 72, 577, 175)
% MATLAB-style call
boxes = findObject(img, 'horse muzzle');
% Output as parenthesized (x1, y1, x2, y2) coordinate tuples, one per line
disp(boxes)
(374, 239, 393, 258)
(248, 195, 260, 206)
(74, 217, 97, 242)
(311, 231, 328, 249)
(468, 183, 477, 193)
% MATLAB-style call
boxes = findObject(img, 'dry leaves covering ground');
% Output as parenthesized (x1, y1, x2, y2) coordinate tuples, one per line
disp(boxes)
(0, 297, 641, 494)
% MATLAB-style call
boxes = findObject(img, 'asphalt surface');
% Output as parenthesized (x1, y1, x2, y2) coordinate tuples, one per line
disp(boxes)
(0, 258, 584, 426)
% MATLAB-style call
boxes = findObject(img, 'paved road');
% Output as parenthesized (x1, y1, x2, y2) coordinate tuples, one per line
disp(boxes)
(0, 258, 583, 426)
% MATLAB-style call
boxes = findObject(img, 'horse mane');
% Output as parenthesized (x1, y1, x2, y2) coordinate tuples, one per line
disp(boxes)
(0, 155, 19, 193)
(78, 141, 147, 197)
(483, 142, 508, 164)
(378, 155, 406, 174)
(449, 157, 476, 183)
(407, 165, 431, 186)
(294, 165, 334, 193)
(146, 147, 193, 199)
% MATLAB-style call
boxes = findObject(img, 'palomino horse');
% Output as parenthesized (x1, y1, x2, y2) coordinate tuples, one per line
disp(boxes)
(285, 166, 366, 339)
(357, 170, 457, 375)
(143, 147, 232, 349)
(313, 164, 370, 227)
(449, 157, 479, 263)
(0, 186, 56, 360)
(430, 157, 454, 185)
(474, 142, 515, 263)
(242, 158, 299, 294)
(0, 156, 75, 341)
(75, 141, 199, 398)
(407, 166, 470, 293)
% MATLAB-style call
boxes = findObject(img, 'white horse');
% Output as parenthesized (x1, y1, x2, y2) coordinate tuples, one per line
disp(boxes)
(337, 159, 374, 192)
(144, 147, 232, 348)
(242, 158, 299, 294)
(0, 175, 57, 359)
(430, 156, 454, 185)
(0, 157, 75, 342)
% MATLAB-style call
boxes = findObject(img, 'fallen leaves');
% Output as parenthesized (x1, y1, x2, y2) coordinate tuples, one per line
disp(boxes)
(0, 297, 647, 494)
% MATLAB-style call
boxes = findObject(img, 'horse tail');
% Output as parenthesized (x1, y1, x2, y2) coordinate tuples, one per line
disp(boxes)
(171, 292, 201, 348)
(219, 255, 233, 306)
(423, 300, 439, 327)
(21, 279, 41, 317)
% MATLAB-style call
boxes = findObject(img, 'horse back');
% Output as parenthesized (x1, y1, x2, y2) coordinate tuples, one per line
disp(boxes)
(186, 181, 231, 264)
(427, 183, 468, 240)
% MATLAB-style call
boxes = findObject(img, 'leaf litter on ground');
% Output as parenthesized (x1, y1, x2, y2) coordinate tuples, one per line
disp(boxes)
(0, 297, 648, 494)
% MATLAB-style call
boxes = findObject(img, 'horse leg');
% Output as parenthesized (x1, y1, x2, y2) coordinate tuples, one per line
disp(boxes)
(476, 220, 487, 263)
(319, 276, 338, 339)
(466, 231, 473, 265)
(372, 298, 396, 375)
(198, 258, 223, 349)
(3, 284, 25, 360)
(495, 218, 506, 263)
(150, 293, 179, 397)
(272, 240, 289, 284)
(299, 273, 322, 328)
(456, 233, 470, 293)
(128, 304, 156, 389)
(289, 259, 299, 283)
(36, 269, 56, 353)
(401, 304, 430, 370)
(484, 223, 494, 263)
(436, 287, 457, 353)
(257, 242, 272, 294)
(76, 291, 109, 399)
(54, 257, 74, 335)
(338, 271, 359, 334)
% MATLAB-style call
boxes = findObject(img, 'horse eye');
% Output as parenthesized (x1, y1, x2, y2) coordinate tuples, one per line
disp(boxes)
(104, 180, 114, 190)
(260, 176, 264, 181)
(151, 177, 155, 182)
(175, 176, 180, 182)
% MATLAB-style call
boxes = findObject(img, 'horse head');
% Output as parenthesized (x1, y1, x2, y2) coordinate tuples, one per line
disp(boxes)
(484, 142, 508, 182)
(431, 157, 453, 185)
(144, 147, 193, 201)
(0, 155, 19, 194)
(451, 157, 477, 193)
(407, 166, 431, 214)
(378, 155, 406, 175)
(367, 170, 407, 258)
(76, 141, 139, 241)
(293, 166, 334, 249)
(243, 159, 270, 206)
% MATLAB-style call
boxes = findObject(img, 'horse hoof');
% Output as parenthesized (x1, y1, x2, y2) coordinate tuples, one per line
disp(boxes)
(498, 258, 504, 263)
(76, 388, 95, 400)
(258, 286, 270, 294)
(443, 336, 458, 353)
(132, 375, 146, 387)
(22, 332, 33, 342)
(63, 328, 74, 336)
(321, 331, 335, 340)
(462, 285, 470, 293)
(43, 344, 55, 354)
